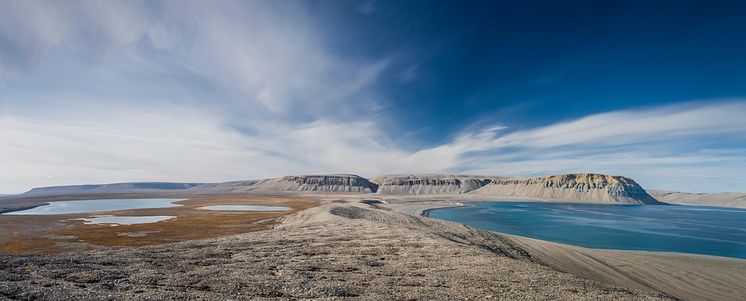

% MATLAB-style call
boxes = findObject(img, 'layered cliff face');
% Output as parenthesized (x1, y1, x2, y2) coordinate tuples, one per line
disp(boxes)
(470, 174, 661, 204)
(256, 174, 379, 193)
(14, 173, 660, 205)
(370, 175, 497, 195)
(191, 180, 265, 192)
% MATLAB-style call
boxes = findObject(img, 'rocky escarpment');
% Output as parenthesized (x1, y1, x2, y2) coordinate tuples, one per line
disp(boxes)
(190, 180, 265, 192)
(371, 175, 498, 195)
(9, 173, 660, 205)
(22, 182, 202, 196)
(254, 174, 379, 193)
(470, 174, 661, 204)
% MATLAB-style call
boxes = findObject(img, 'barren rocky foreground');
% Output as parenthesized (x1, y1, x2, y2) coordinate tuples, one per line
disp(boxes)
(0, 201, 674, 301)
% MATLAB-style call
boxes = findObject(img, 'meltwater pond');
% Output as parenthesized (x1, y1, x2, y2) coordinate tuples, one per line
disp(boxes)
(75, 215, 176, 225)
(428, 202, 746, 259)
(3, 198, 185, 215)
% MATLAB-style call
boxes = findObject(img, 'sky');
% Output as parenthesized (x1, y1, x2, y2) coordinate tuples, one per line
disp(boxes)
(1, 0, 746, 194)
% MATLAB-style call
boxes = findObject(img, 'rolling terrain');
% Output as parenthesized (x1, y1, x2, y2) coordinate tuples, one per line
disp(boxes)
(3, 173, 661, 211)
(0, 201, 675, 300)
(1, 173, 745, 300)
(649, 190, 746, 208)
(19, 174, 746, 211)
(2, 200, 744, 300)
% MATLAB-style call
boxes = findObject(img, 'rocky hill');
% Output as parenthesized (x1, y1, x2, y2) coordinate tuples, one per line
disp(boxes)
(13, 173, 661, 205)
(22, 182, 202, 196)
(648, 190, 746, 208)
(370, 175, 497, 195)
(190, 175, 379, 193)
(470, 174, 662, 204)
(258, 175, 378, 193)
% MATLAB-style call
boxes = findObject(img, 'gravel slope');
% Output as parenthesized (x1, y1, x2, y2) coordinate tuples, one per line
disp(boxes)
(0, 202, 669, 300)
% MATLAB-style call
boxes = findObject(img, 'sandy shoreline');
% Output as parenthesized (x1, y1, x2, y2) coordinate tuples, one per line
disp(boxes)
(387, 199, 746, 301)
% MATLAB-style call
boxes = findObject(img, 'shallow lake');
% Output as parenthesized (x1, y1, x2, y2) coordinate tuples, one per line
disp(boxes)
(197, 205, 292, 211)
(3, 198, 185, 215)
(75, 215, 176, 225)
(429, 202, 746, 259)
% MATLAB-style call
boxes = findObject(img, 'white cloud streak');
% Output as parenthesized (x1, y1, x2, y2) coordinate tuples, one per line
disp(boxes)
(2, 100, 745, 193)
(0, 0, 150, 74)
(1, 2, 746, 193)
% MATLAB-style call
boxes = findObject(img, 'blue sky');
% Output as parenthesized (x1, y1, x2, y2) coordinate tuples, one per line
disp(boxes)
(1, 0, 746, 193)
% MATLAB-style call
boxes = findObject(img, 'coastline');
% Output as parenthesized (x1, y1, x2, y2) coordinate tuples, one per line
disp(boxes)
(1, 198, 743, 300)
(0, 204, 46, 215)
(511, 235, 746, 301)
(420, 203, 462, 217)
(0, 201, 676, 300)
(404, 199, 746, 260)
(388, 199, 746, 301)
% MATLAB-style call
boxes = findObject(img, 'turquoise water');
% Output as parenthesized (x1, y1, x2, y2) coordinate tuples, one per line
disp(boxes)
(2, 198, 185, 215)
(197, 205, 292, 211)
(429, 202, 746, 259)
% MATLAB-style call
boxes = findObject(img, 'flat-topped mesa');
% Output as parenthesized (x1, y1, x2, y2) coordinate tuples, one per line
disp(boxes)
(266, 174, 379, 193)
(370, 175, 498, 195)
(471, 173, 661, 204)
(23, 182, 201, 196)
(12, 173, 661, 205)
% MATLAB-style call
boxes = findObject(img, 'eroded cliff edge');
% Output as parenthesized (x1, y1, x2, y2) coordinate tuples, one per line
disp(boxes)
(11, 173, 661, 205)
(255, 173, 660, 204)
(470, 174, 661, 204)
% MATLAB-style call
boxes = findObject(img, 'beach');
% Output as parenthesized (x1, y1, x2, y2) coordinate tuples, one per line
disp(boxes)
(395, 198, 746, 301)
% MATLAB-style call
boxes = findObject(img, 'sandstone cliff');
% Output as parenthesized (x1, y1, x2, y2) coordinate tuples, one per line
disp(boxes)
(14, 173, 661, 205)
(469, 174, 661, 204)
(190, 180, 265, 192)
(256, 174, 378, 193)
(370, 174, 497, 195)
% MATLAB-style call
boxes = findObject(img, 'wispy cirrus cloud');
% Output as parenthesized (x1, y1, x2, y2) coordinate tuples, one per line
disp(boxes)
(493, 101, 746, 148)
(0, 0, 150, 74)
(1, 1, 745, 193)
(433, 101, 746, 192)
(1, 0, 388, 117)
(3, 99, 745, 193)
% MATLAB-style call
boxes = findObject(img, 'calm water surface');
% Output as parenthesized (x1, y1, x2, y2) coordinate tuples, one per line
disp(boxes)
(429, 202, 746, 259)
(76, 215, 176, 225)
(3, 198, 185, 215)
